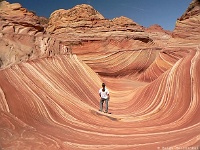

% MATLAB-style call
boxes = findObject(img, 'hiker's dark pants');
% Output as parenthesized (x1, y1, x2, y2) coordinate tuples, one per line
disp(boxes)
(100, 98, 109, 112)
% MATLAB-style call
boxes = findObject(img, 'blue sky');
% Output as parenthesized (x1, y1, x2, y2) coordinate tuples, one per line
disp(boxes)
(7, 0, 191, 31)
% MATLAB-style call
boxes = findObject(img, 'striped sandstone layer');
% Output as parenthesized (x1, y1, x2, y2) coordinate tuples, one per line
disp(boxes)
(0, 0, 200, 149)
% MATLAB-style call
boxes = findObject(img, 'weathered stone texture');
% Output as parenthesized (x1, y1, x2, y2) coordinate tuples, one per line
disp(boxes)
(0, 1, 200, 149)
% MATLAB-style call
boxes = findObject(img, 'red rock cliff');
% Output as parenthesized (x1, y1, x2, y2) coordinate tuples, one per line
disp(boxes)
(173, 0, 200, 40)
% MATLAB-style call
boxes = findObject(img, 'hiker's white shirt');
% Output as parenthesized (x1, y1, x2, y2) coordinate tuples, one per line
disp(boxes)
(99, 88, 109, 99)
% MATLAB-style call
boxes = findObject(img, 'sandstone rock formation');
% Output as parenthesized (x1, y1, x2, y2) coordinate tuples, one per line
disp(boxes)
(47, 4, 172, 81)
(0, 1, 44, 34)
(0, 1, 70, 69)
(173, 0, 200, 40)
(0, 0, 200, 149)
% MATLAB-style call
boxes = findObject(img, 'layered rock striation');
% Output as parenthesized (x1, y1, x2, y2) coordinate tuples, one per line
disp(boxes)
(173, 0, 200, 40)
(0, 1, 70, 69)
(0, 0, 200, 149)
(47, 4, 144, 37)
(0, 1, 45, 34)
(47, 4, 175, 81)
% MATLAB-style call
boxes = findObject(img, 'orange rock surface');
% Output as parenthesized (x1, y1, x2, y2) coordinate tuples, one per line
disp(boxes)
(0, 0, 200, 149)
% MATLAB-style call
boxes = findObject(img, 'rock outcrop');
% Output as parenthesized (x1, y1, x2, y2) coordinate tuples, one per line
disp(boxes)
(47, 4, 144, 36)
(173, 0, 200, 40)
(46, 4, 149, 45)
(0, 1, 44, 34)
(47, 4, 173, 81)
(0, 0, 200, 149)
(0, 1, 70, 69)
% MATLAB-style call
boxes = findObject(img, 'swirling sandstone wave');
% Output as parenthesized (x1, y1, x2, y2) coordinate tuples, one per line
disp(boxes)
(0, 0, 200, 150)
(1, 49, 199, 149)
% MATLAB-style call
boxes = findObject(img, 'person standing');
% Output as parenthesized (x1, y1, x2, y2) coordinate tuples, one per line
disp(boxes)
(99, 83, 110, 113)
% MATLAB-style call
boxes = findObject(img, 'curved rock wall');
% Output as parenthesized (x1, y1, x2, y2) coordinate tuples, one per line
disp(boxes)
(0, 1, 200, 149)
